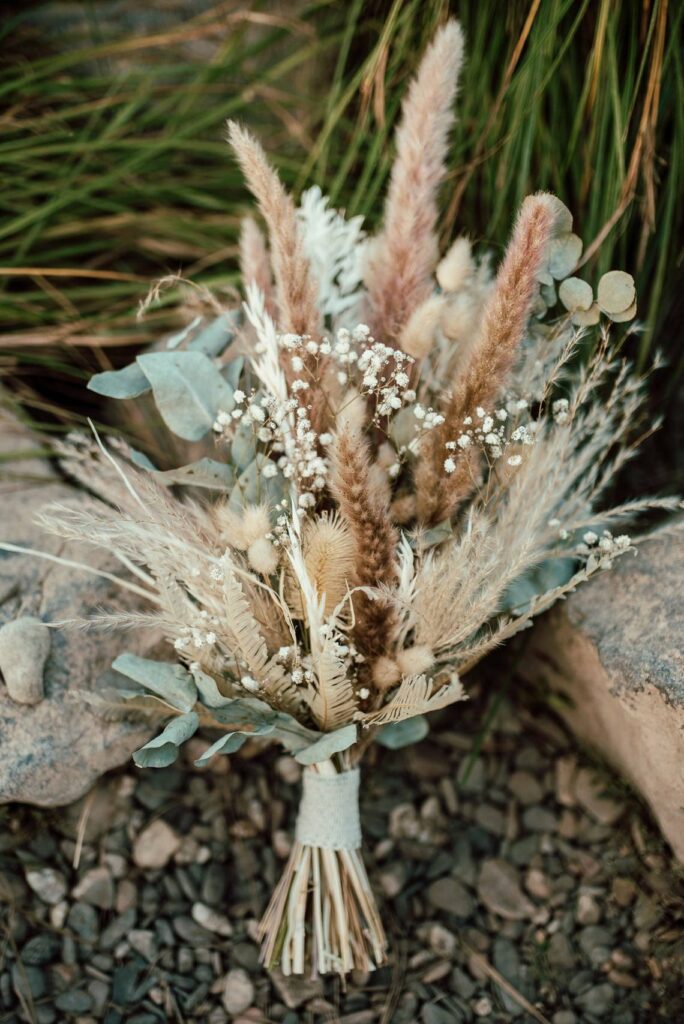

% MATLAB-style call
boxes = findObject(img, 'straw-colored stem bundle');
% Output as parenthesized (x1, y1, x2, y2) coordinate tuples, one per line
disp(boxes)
(257, 759, 387, 976)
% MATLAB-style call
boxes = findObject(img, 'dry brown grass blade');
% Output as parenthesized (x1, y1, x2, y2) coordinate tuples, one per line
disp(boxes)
(578, 0, 667, 269)
(0, 267, 145, 282)
(463, 944, 552, 1024)
(443, 0, 542, 236)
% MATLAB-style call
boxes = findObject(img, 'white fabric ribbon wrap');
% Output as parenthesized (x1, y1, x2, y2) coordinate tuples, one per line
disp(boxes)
(295, 767, 361, 850)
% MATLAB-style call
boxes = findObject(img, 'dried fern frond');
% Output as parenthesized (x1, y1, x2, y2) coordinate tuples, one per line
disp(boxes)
(310, 630, 358, 731)
(221, 555, 289, 699)
(356, 673, 466, 726)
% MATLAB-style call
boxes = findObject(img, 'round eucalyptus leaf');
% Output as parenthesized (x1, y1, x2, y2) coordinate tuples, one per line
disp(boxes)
(597, 271, 636, 315)
(607, 300, 637, 323)
(548, 233, 582, 280)
(559, 277, 593, 312)
(572, 303, 601, 327)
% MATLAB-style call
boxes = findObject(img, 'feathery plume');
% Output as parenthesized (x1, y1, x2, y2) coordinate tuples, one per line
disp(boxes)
(329, 429, 398, 660)
(364, 19, 464, 345)
(416, 192, 558, 524)
(239, 215, 275, 315)
(227, 121, 320, 340)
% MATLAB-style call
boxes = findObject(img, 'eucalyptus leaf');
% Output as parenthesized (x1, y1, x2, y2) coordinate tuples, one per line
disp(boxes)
(540, 282, 557, 308)
(193, 731, 249, 767)
(166, 315, 202, 349)
(128, 448, 157, 471)
(132, 711, 199, 768)
(186, 314, 237, 358)
(597, 271, 635, 315)
(608, 300, 637, 323)
(295, 723, 357, 765)
(377, 716, 429, 749)
(231, 418, 257, 471)
(224, 355, 245, 390)
(192, 669, 235, 708)
(501, 557, 577, 615)
(112, 653, 197, 713)
(548, 233, 582, 280)
(88, 361, 151, 400)
(559, 277, 593, 312)
(572, 303, 601, 327)
(119, 689, 187, 715)
(209, 697, 276, 732)
(153, 458, 234, 491)
(271, 714, 322, 754)
(136, 351, 235, 441)
(229, 455, 285, 510)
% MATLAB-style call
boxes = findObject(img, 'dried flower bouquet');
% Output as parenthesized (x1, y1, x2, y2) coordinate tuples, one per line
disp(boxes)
(10, 19, 680, 978)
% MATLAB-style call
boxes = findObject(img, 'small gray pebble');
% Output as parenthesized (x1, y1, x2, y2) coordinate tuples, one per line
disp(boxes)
(54, 990, 93, 1013)
(575, 982, 614, 1015)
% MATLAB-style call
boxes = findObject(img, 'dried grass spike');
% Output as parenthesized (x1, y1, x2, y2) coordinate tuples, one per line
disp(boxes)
(364, 19, 465, 344)
(329, 429, 398, 660)
(239, 215, 275, 315)
(227, 121, 320, 340)
(416, 192, 558, 524)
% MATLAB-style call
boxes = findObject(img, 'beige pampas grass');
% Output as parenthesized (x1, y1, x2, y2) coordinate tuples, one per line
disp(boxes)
(228, 121, 320, 341)
(364, 19, 464, 345)
(416, 192, 558, 524)
(329, 428, 398, 660)
(239, 215, 275, 316)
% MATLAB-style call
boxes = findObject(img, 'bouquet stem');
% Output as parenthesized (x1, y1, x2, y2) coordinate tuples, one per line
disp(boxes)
(257, 759, 388, 976)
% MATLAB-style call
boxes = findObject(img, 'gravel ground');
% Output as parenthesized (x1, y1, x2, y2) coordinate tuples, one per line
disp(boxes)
(1, 671, 683, 1024)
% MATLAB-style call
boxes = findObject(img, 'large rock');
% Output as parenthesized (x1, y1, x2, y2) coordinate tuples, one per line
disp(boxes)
(521, 531, 684, 860)
(0, 409, 155, 806)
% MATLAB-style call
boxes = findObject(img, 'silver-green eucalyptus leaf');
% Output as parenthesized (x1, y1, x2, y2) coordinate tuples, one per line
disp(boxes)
(133, 711, 199, 768)
(186, 314, 237, 358)
(112, 653, 197, 713)
(376, 716, 429, 749)
(153, 458, 234, 491)
(270, 714, 322, 754)
(136, 351, 235, 442)
(193, 731, 249, 767)
(548, 233, 582, 280)
(192, 669, 235, 708)
(88, 362, 151, 400)
(501, 557, 577, 616)
(231, 419, 257, 471)
(229, 455, 285, 510)
(295, 723, 357, 765)
(224, 355, 245, 391)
